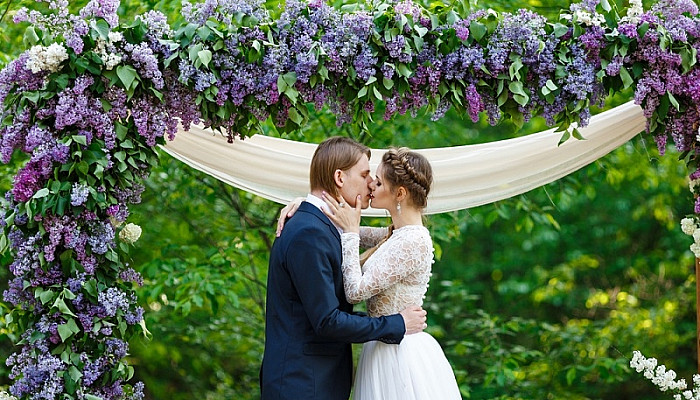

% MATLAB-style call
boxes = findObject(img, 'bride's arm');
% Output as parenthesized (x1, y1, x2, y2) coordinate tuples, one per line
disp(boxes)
(359, 226, 389, 249)
(341, 231, 431, 304)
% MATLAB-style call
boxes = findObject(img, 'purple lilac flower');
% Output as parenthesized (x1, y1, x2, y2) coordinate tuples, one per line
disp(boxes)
(119, 268, 144, 286)
(579, 25, 606, 62)
(131, 96, 179, 145)
(71, 183, 90, 206)
(79, 0, 120, 28)
(7, 341, 66, 399)
(570, 0, 600, 13)
(98, 287, 129, 317)
(618, 23, 638, 38)
(182, 0, 270, 26)
(354, 46, 378, 82)
(86, 220, 115, 255)
(54, 75, 117, 149)
(124, 42, 165, 89)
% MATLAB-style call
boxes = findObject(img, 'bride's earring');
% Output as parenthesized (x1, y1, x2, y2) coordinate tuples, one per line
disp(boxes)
(397, 202, 401, 215)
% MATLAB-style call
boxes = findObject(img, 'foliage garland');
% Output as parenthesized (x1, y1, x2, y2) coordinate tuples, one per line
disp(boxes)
(0, 0, 698, 398)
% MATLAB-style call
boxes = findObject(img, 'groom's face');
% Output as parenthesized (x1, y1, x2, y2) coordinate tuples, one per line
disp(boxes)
(338, 154, 372, 209)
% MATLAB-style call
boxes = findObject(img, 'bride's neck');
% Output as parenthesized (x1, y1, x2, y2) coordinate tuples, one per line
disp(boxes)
(390, 208, 423, 229)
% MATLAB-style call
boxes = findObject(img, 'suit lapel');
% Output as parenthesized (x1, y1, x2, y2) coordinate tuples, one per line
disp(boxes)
(298, 202, 341, 242)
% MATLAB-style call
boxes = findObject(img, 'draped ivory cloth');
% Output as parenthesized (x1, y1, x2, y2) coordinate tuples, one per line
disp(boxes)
(160, 101, 646, 216)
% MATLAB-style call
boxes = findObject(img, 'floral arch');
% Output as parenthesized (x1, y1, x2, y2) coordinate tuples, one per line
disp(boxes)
(0, 0, 699, 398)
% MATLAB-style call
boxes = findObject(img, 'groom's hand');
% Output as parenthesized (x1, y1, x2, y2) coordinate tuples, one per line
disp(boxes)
(400, 305, 427, 335)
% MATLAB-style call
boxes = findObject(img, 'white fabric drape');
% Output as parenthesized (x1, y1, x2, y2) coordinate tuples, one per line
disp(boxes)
(161, 101, 646, 216)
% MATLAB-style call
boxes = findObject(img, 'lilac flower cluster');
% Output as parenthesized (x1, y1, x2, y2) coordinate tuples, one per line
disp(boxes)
(6, 337, 66, 399)
(182, 0, 271, 26)
(620, 1, 700, 158)
(0, 2, 169, 398)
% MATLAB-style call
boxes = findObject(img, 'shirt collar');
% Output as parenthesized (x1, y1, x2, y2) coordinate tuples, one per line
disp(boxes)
(306, 193, 343, 234)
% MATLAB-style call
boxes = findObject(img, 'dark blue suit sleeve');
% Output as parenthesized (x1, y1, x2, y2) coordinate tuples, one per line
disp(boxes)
(286, 227, 405, 344)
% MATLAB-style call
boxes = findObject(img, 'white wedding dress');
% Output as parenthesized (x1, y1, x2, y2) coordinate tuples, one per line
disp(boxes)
(341, 226, 462, 400)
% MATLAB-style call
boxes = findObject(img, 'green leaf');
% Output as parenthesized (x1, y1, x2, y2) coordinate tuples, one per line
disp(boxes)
(69, 366, 83, 382)
(619, 67, 633, 89)
(72, 135, 87, 146)
(469, 21, 487, 41)
(39, 289, 55, 305)
(383, 77, 394, 90)
(57, 318, 80, 342)
(276, 74, 288, 94)
(287, 108, 303, 125)
(668, 92, 680, 111)
(198, 49, 213, 68)
(373, 86, 383, 101)
(509, 58, 523, 80)
(566, 367, 577, 385)
(553, 23, 569, 38)
(54, 298, 77, 317)
(33, 188, 50, 199)
(357, 86, 368, 98)
(95, 19, 111, 40)
(23, 26, 40, 47)
(116, 65, 138, 90)
(600, 0, 611, 12)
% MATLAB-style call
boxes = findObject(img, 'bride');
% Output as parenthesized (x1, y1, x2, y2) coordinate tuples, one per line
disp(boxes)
(280, 147, 461, 399)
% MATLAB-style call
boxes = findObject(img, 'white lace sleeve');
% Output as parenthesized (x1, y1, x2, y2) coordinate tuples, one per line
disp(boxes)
(359, 226, 388, 249)
(341, 229, 432, 304)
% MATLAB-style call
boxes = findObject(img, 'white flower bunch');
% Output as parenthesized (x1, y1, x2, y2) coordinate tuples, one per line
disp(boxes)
(621, 0, 645, 25)
(119, 223, 142, 244)
(0, 391, 17, 400)
(681, 217, 700, 257)
(574, 9, 606, 27)
(696, 125, 700, 143)
(630, 351, 699, 399)
(689, 177, 700, 195)
(26, 43, 69, 74)
(94, 31, 123, 70)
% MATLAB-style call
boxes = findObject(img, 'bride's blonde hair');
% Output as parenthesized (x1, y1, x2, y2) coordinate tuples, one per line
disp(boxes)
(359, 147, 433, 265)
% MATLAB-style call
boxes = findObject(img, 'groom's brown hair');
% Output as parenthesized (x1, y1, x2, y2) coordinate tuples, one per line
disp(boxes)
(310, 137, 371, 199)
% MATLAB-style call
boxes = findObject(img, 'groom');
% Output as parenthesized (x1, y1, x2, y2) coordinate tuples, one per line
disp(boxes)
(260, 137, 427, 400)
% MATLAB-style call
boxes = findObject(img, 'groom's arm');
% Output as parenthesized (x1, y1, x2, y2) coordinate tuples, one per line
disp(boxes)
(287, 228, 405, 344)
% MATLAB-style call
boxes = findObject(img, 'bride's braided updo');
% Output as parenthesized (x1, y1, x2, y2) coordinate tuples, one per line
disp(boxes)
(359, 148, 433, 266)
(381, 147, 433, 209)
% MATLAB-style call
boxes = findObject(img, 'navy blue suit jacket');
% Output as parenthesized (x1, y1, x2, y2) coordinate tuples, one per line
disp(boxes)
(261, 202, 405, 400)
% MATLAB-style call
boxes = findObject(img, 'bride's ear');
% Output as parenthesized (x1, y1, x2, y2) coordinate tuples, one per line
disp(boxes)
(396, 186, 408, 202)
(333, 169, 344, 188)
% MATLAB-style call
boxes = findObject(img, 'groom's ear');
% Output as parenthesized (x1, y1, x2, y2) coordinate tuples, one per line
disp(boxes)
(333, 169, 344, 188)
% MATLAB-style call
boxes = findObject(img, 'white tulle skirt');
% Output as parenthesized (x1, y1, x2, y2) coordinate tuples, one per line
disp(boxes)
(353, 332, 462, 400)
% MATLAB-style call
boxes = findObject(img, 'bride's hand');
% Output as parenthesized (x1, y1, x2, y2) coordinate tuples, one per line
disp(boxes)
(276, 197, 305, 237)
(321, 192, 361, 234)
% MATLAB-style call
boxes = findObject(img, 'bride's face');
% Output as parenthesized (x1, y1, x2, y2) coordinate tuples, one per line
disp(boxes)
(368, 164, 395, 211)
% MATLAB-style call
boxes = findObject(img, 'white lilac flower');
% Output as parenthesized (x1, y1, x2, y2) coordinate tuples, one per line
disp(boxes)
(574, 9, 605, 27)
(26, 43, 69, 74)
(108, 31, 123, 43)
(693, 230, 700, 243)
(681, 217, 696, 235)
(119, 223, 142, 244)
(690, 179, 700, 194)
(691, 243, 700, 258)
(620, 0, 644, 25)
(0, 391, 17, 400)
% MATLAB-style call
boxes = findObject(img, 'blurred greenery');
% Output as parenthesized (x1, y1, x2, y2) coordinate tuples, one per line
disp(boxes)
(1, 0, 696, 399)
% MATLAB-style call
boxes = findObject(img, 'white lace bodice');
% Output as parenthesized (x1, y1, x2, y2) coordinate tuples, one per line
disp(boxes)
(341, 225, 434, 317)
